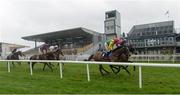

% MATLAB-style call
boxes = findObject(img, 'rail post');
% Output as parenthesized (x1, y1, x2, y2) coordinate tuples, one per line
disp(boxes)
(148, 56, 149, 63)
(139, 66, 142, 88)
(7, 61, 10, 73)
(172, 55, 175, 63)
(29, 61, 33, 75)
(86, 63, 90, 81)
(59, 62, 63, 78)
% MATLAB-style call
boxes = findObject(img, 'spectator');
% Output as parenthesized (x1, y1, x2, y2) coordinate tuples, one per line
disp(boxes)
(98, 44, 103, 52)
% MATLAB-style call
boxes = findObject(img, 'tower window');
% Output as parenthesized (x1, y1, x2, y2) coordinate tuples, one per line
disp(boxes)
(106, 12, 116, 18)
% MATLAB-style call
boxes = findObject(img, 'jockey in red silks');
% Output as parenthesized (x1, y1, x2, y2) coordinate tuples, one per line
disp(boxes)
(113, 37, 124, 48)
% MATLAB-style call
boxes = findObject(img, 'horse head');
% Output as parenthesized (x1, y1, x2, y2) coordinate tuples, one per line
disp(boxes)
(56, 49, 64, 56)
(6, 51, 25, 60)
(48, 49, 64, 60)
(128, 45, 137, 55)
(16, 51, 26, 57)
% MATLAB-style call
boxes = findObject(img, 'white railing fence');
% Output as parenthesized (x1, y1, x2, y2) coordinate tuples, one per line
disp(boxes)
(1, 60, 180, 88)
(130, 55, 180, 63)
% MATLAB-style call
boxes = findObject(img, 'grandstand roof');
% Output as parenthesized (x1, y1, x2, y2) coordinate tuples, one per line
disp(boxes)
(22, 27, 102, 42)
(129, 20, 174, 34)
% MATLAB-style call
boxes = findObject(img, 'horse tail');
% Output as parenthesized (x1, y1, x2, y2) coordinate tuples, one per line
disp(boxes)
(29, 56, 32, 60)
(28, 56, 33, 64)
(88, 54, 94, 61)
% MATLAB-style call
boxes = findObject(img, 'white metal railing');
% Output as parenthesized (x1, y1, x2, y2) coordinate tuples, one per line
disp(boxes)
(1, 60, 180, 88)
(130, 55, 180, 63)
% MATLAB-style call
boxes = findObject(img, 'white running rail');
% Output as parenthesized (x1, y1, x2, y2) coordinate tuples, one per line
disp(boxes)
(1, 60, 180, 88)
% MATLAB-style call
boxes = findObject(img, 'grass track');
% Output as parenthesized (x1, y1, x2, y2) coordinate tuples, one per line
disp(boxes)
(0, 62, 180, 94)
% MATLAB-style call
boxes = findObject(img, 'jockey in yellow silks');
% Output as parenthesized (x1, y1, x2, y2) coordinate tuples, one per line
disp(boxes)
(104, 39, 114, 51)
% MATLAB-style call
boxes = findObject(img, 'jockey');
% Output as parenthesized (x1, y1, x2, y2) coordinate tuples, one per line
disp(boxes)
(53, 45, 59, 52)
(104, 37, 124, 57)
(104, 39, 114, 57)
(113, 37, 124, 48)
(104, 39, 114, 52)
(40, 42, 50, 54)
(49, 45, 55, 52)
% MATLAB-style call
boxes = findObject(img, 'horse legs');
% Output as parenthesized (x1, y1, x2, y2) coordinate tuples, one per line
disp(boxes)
(57, 63, 65, 71)
(43, 62, 53, 72)
(109, 65, 120, 74)
(62, 63, 65, 71)
(50, 63, 54, 67)
(99, 64, 109, 75)
(12, 62, 15, 67)
(11, 62, 21, 67)
(133, 66, 136, 71)
(17, 62, 21, 66)
(127, 61, 136, 71)
(121, 66, 131, 76)
(32, 62, 36, 70)
(48, 62, 53, 72)
(43, 63, 46, 71)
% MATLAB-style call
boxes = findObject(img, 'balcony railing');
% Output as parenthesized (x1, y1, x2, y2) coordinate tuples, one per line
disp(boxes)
(134, 43, 176, 48)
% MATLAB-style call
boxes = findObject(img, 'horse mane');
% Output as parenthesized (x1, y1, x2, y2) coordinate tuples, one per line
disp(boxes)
(13, 51, 22, 55)
(57, 49, 64, 56)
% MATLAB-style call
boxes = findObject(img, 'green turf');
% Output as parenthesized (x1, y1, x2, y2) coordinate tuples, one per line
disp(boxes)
(0, 62, 180, 94)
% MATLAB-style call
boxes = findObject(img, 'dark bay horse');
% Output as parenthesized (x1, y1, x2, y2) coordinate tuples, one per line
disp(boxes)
(6, 51, 25, 67)
(88, 45, 136, 75)
(29, 49, 64, 71)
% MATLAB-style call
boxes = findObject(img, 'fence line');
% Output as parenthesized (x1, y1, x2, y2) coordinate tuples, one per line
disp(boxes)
(1, 59, 180, 88)
(130, 54, 180, 62)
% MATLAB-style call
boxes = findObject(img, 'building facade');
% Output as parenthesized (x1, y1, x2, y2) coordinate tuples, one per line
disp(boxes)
(104, 10, 121, 40)
(127, 21, 180, 55)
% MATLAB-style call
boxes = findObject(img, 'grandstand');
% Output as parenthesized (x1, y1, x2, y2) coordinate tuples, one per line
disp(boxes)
(22, 27, 104, 60)
(127, 20, 180, 55)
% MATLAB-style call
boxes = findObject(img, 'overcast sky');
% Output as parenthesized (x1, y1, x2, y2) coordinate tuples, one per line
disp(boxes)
(0, 0, 180, 49)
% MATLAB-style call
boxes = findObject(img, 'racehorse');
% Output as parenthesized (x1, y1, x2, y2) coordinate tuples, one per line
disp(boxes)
(29, 48, 64, 71)
(6, 51, 25, 67)
(88, 45, 136, 75)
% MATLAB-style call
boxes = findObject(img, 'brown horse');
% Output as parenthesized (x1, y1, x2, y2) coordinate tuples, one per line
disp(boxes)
(29, 48, 64, 71)
(6, 51, 25, 67)
(88, 45, 136, 75)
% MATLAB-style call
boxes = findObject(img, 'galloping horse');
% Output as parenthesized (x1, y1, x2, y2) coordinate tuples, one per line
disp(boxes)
(29, 48, 64, 71)
(88, 45, 136, 75)
(6, 51, 25, 67)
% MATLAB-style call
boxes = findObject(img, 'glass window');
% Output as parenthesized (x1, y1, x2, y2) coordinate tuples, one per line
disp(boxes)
(107, 26, 110, 30)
